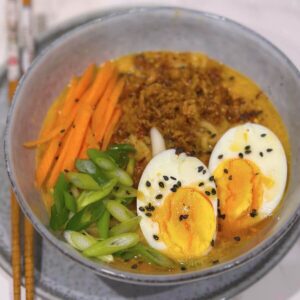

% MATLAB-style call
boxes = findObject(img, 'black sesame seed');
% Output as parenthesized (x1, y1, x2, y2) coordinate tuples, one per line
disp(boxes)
(250, 209, 258, 218)
(245, 145, 251, 150)
(234, 236, 241, 242)
(176, 181, 182, 187)
(153, 235, 159, 240)
(198, 182, 204, 187)
(163, 175, 169, 181)
(212, 260, 219, 265)
(55, 156, 59, 160)
(211, 240, 215, 247)
(224, 168, 229, 174)
(238, 153, 244, 158)
(155, 194, 163, 200)
(259, 152, 264, 157)
(228, 175, 233, 181)
(170, 176, 177, 180)
(211, 188, 216, 195)
(245, 150, 252, 154)
(131, 264, 138, 269)
(220, 214, 226, 220)
(203, 170, 207, 175)
(64, 169, 69, 173)
(159, 181, 165, 188)
(145, 213, 152, 217)
(198, 166, 204, 173)
(179, 214, 189, 221)
(181, 266, 187, 271)
(210, 133, 217, 138)
(175, 147, 184, 155)
(209, 176, 214, 182)
(218, 154, 223, 159)
(266, 148, 273, 152)
(60, 129, 66, 133)
(261, 133, 267, 137)
(171, 187, 177, 193)
(205, 191, 211, 196)
(75, 98, 79, 103)
(146, 181, 151, 187)
(138, 207, 145, 212)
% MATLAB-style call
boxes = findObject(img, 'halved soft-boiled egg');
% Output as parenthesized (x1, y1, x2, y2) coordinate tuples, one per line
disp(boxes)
(137, 149, 218, 261)
(209, 123, 287, 234)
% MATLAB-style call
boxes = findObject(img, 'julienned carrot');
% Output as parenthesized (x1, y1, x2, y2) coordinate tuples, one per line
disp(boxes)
(35, 136, 60, 187)
(47, 104, 93, 187)
(23, 105, 78, 148)
(40, 87, 68, 137)
(24, 64, 95, 148)
(101, 107, 122, 150)
(74, 64, 96, 100)
(96, 79, 125, 144)
(84, 61, 115, 107)
(79, 126, 99, 158)
(92, 72, 117, 137)
(59, 77, 78, 118)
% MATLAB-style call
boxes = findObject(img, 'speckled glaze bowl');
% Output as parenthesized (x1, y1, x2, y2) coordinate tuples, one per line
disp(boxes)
(5, 7, 300, 285)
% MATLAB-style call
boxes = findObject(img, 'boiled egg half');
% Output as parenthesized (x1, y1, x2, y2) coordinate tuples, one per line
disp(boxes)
(137, 149, 218, 261)
(209, 123, 287, 234)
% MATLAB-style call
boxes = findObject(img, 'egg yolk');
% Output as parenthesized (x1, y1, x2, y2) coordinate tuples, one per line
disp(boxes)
(153, 187, 216, 261)
(214, 158, 273, 233)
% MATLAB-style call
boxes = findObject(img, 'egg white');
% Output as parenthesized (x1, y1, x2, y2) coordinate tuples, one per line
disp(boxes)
(137, 149, 218, 253)
(209, 123, 287, 217)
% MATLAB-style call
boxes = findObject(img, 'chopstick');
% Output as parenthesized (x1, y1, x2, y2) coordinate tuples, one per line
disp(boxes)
(7, 0, 22, 299)
(7, 0, 35, 299)
(20, 0, 35, 298)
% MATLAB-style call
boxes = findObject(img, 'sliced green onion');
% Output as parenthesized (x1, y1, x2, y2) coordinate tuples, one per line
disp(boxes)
(112, 186, 137, 199)
(106, 168, 133, 187)
(77, 178, 118, 210)
(97, 255, 114, 263)
(49, 204, 69, 231)
(108, 144, 136, 153)
(75, 159, 108, 184)
(83, 233, 139, 257)
(64, 231, 114, 262)
(64, 191, 77, 213)
(88, 149, 117, 171)
(53, 173, 69, 213)
(109, 216, 141, 236)
(64, 231, 96, 251)
(66, 172, 101, 190)
(97, 209, 110, 239)
(132, 244, 174, 268)
(105, 149, 129, 169)
(65, 201, 105, 231)
(105, 200, 135, 222)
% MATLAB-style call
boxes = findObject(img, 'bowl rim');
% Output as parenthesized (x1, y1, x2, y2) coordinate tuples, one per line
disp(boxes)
(4, 6, 300, 285)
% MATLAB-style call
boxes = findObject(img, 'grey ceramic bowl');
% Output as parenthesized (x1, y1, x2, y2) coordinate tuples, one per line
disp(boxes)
(5, 7, 300, 285)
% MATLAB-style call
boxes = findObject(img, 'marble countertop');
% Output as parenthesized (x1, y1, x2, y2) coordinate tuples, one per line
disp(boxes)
(0, 0, 299, 299)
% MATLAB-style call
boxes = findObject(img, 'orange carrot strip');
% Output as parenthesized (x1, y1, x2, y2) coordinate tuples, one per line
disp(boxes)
(59, 77, 78, 118)
(96, 79, 125, 144)
(35, 137, 61, 187)
(83, 61, 115, 107)
(47, 105, 93, 187)
(23, 106, 78, 148)
(92, 72, 117, 137)
(79, 126, 99, 158)
(101, 108, 122, 150)
(74, 64, 96, 100)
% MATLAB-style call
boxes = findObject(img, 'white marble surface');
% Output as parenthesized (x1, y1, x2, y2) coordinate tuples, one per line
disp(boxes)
(0, 0, 300, 299)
